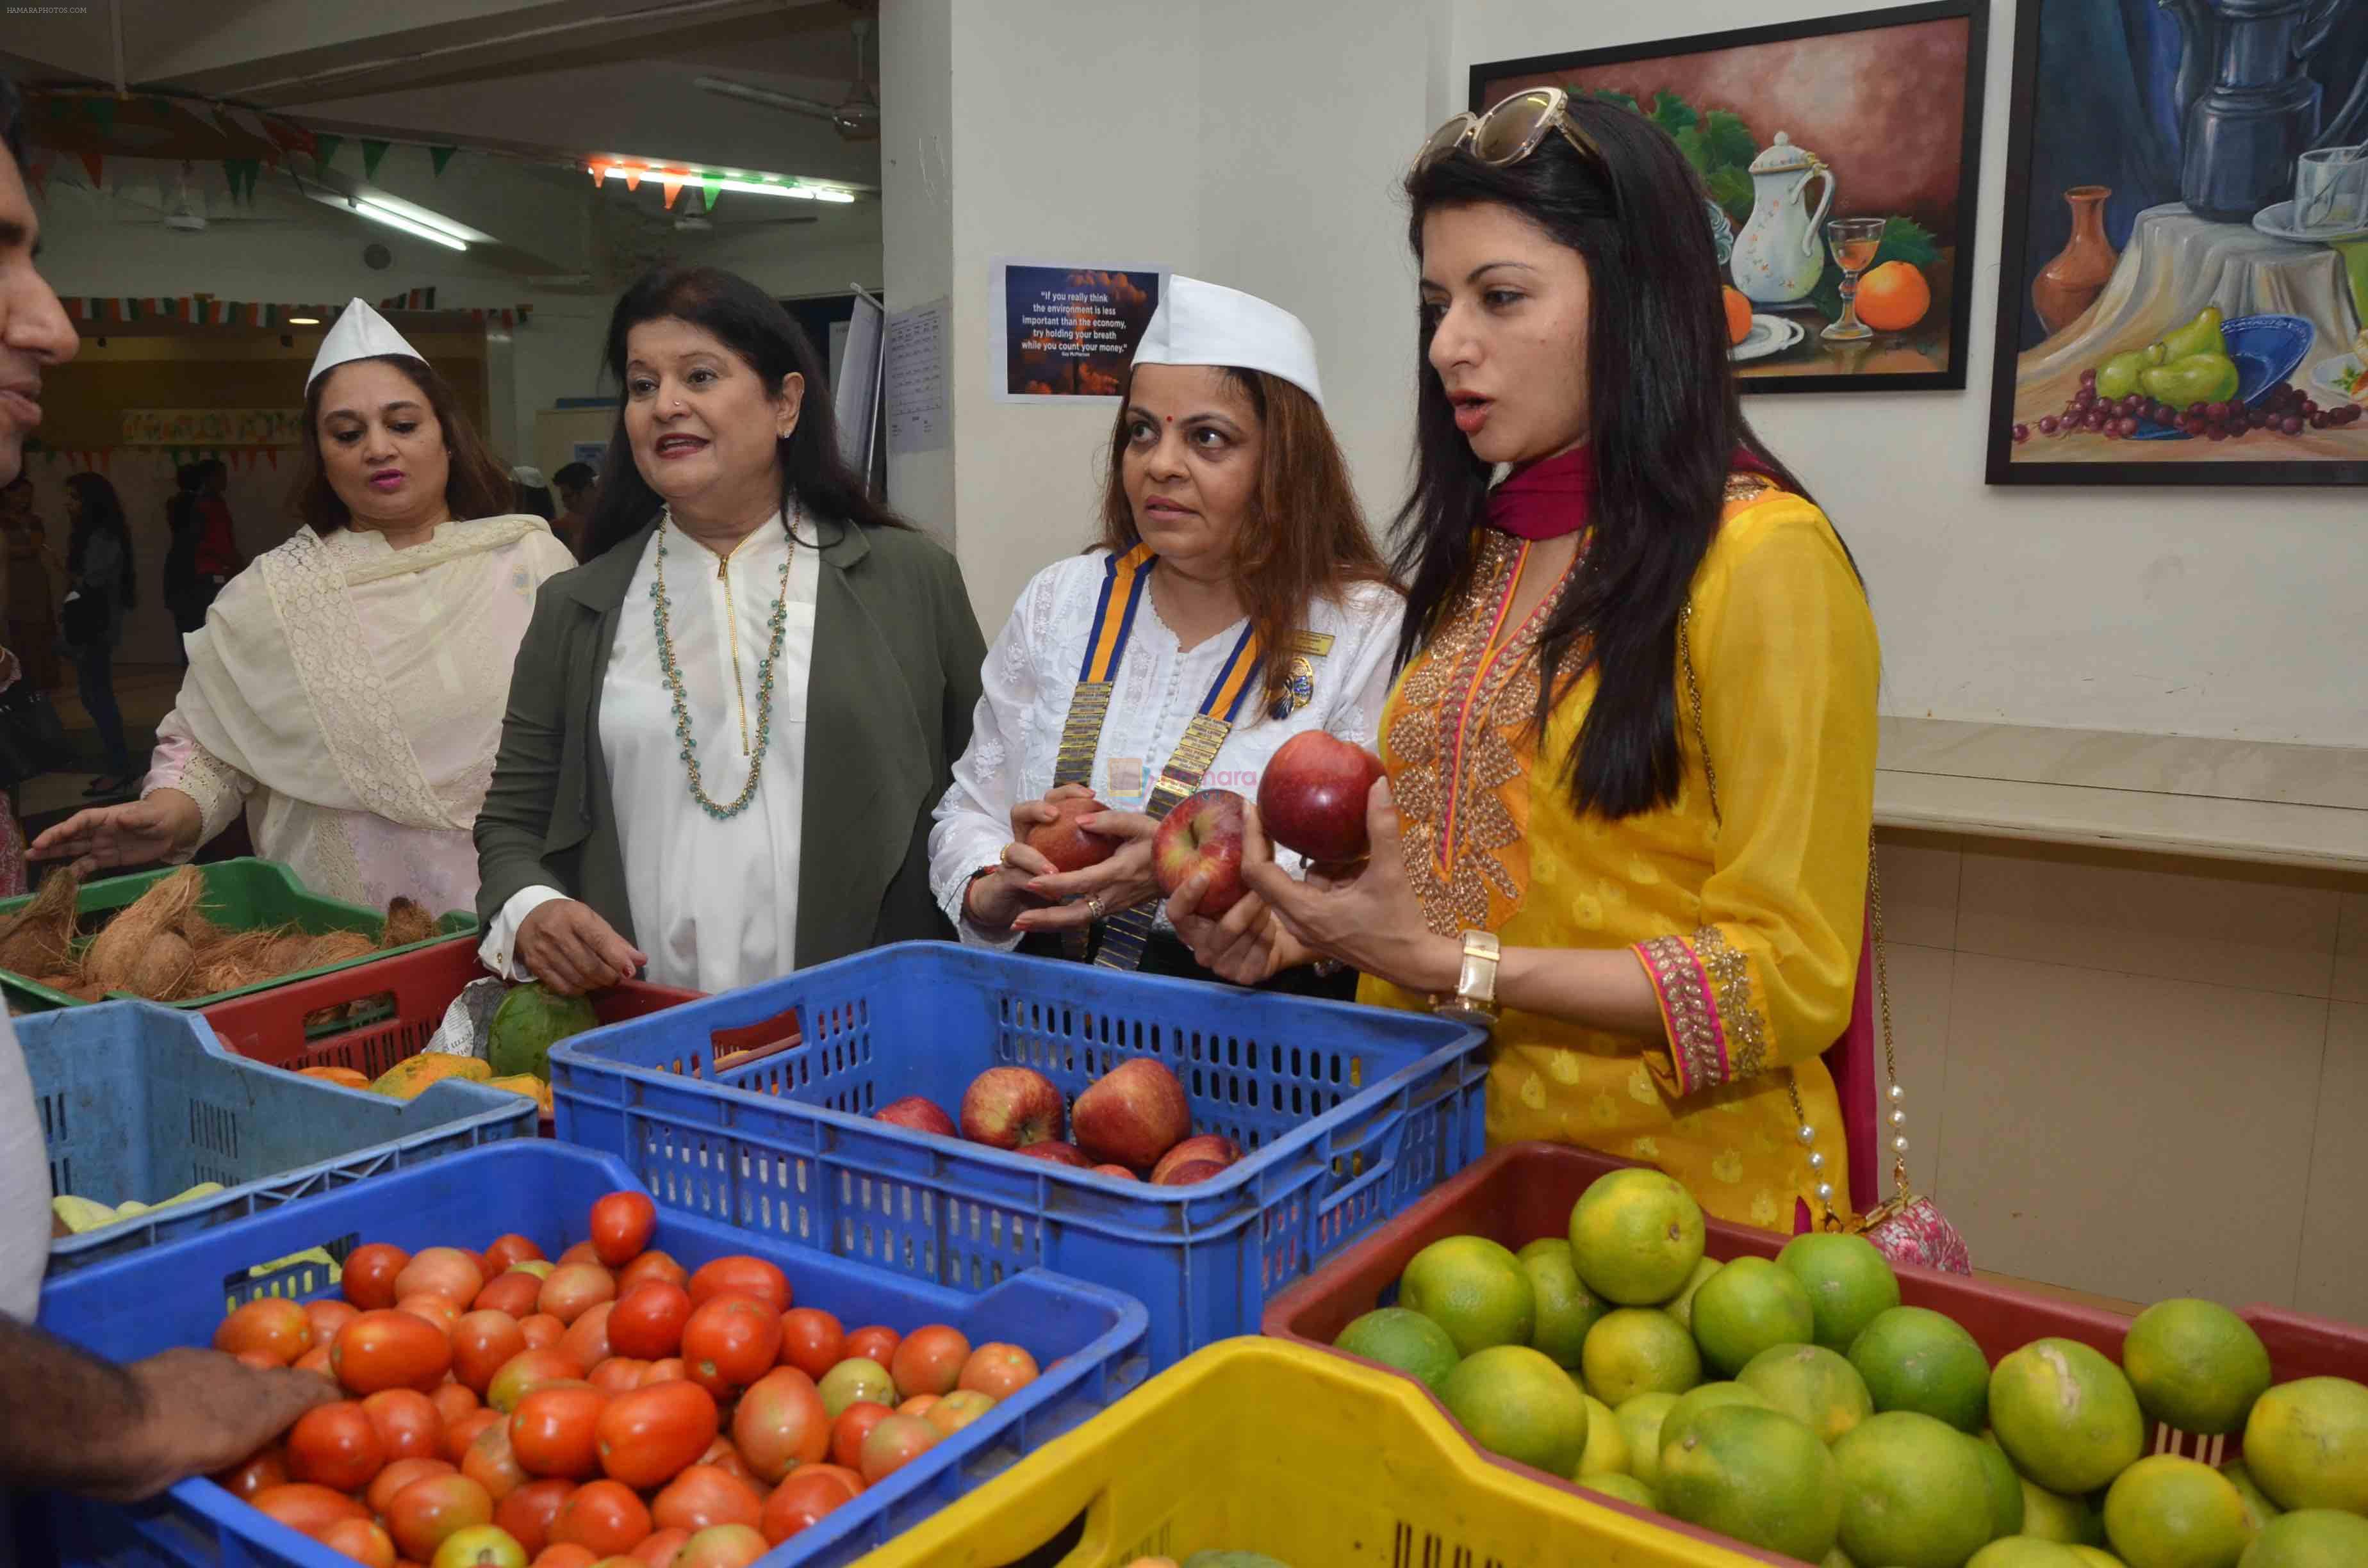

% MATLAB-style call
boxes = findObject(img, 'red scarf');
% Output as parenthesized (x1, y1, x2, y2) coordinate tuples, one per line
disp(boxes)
(1485, 445, 1781, 540)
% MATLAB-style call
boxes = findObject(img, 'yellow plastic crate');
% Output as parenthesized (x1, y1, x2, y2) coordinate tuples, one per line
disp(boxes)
(855, 1337, 1769, 1567)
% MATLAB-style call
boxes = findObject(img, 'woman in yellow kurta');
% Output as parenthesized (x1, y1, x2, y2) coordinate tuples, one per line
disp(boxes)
(1165, 91, 1877, 1234)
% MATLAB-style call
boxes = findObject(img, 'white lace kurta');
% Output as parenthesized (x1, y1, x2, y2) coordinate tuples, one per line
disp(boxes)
(928, 549, 1401, 947)
(146, 518, 576, 913)
(481, 514, 817, 993)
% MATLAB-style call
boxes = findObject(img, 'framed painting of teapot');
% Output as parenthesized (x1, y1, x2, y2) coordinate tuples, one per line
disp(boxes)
(1987, 0, 2368, 484)
(1471, 0, 1989, 393)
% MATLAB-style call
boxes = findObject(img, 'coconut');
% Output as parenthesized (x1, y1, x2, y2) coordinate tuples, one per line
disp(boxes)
(190, 927, 288, 996)
(127, 931, 199, 1001)
(295, 931, 378, 970)
(378, 897, 440, 949)
(82, 867, 204, 993)
(0, 869, 81, 979)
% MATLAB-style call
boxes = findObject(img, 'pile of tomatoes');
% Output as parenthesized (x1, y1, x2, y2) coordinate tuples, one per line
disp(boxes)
(208, 1190, 1042, 1568)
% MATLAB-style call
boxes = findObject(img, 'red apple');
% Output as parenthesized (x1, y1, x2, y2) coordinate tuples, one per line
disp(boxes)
(1071, 1058, 1191, 1170)
(1258, 731, 1384, 863)
(1151, 789, 1249, 916)
(959, 1066, 1065, 1149)
(1024, 795, 1119, 873)
(1155, 1159, 1232, 1188)
(1088, 1164, 1137, 1180)
(1012, 1139, 1087, 1166)
(1150, 1134, 1242, 1185)
(875, 1096, 957, 1137)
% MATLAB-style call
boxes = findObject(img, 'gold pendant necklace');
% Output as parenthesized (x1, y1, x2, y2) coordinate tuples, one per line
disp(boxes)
(649, 502, 796, 820)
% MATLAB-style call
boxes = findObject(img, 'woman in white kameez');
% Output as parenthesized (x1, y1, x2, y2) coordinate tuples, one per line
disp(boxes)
(32, 300, 575, 911)
(929, 277, 1401, 996)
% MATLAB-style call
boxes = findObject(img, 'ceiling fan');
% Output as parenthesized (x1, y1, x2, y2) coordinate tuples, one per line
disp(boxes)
(695, 17, 879, 141)
(108, 161, 300, 232)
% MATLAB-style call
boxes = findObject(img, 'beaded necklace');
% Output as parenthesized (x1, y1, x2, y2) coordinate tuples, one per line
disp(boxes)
(649, 502, 796, 820)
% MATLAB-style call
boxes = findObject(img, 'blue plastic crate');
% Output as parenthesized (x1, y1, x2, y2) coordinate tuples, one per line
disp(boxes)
(23, 999, 534, 1273)
(551, 941, 1488, 1369)
(33, 1141, 1149, 1568)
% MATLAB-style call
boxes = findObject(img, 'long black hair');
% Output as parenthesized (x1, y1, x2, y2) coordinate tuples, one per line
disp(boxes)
(1397, 100, 1850, 820)
(64, 471, 136, 607)
(584, 266, 906, 559)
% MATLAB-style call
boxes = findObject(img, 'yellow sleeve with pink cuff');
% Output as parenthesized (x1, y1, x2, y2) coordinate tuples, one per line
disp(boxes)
(1633, 496, 1879, 1098)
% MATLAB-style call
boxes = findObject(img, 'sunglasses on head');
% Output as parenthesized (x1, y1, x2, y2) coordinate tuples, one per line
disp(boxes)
(1416, 86, 1605, 174)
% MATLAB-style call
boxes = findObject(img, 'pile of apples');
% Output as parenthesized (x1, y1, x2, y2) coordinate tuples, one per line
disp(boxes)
(876, 1057, 1242, 1186)
(206, 1189, 1043, 1568)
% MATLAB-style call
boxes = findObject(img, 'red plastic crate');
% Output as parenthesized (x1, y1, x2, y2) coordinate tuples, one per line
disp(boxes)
(202, 938, 702, 1082)
(1263, 1139, 2368, 1555)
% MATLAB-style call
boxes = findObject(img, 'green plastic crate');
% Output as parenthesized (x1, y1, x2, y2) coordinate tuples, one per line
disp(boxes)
(0, 858, 473, 1015)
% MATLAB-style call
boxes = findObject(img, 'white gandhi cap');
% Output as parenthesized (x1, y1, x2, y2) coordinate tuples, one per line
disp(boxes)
(1130, 275, 1324, 408)
(307, 298, 427, 390)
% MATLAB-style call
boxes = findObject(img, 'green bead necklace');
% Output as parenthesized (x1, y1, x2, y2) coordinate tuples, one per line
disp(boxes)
(650, 503, 796, 820)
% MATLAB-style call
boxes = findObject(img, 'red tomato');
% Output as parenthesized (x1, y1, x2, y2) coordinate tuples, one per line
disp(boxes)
(287, 1400, 388, 1492)
(430, 1382, 482, 1428)
(629, 1527, 689, 1567)
(671, 1523, 769, 1568)
(639, 1359, 686, 1387)
(605, 1284, 691, 1362)
(292, 1344, 335, 1380)
(650, 1465, 762, 1533)
(517, 1314, 566, 1351)
(397, 1293, 464, 1337)
(214, 1298, 314, 1366)
(318, 1517, 398, 1568)
(304, 1297, 361, 1346)
(615, 1251, 687, 1294)
(555, 1241, 602, 1268)
(395, 1248, 486, 1310)
(249, 1482, 369, 1535)
(483, 1234, 545, 1273)
(362, 1389, 445, 1462)
(592, 1381, 719, 1490)
(210, 1446, 288, 1501)
(511, 1385, 608, 1480)
(343, 1244, 411, 1311)
(443, 1409, 504, 1466)
(684, 1257, 789, 1314)
(493, 1476, 575, 1559)
(841, 1325, 900, 1370)
(486, 1347, 587, 1414)
(586, 1357, 648, 1396)
(334, 1310, 454, 1396)
(473, 1272, 543, 1319)
(588, 1193, 655, 1268)
(857, 1412, 939, 1486)
(460, 1416, 529, 1502)
(756, 1469, 857, 1546)
(889, 1325, 971, 1400)
(730, 1368, 829, 1483)
(680, 1296, 780, 1402)
(776, 1309, 843, 1381)
(451, 1311, 529, 1394)
(958, 1342, 1039, 1399)
(896, 1394, 938, 1417)
(384, 1472, 494, 1563)
(538, 1266, 616, 1327)
(547, 1479, 651, 1556)
(828, 1403, 892, 1473)
(368, 1456, 458, 1517)
(559, 1302, 614, 1370)
(530, 1547, 599, 1568)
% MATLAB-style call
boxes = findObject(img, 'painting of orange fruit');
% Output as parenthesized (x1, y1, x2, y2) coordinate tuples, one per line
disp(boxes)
(1854, 262, 1932, 333)
(1722, 287, 1754, 347)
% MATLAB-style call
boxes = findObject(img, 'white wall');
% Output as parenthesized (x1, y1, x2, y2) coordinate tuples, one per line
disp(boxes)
(1451, 0, 2367, 748)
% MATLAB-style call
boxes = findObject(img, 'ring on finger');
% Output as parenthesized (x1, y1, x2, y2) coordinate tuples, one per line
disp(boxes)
(1086, 894, 1104, 919)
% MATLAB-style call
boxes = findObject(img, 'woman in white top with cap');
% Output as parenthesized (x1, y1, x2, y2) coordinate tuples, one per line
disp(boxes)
(33, 299, 575, 912)
(931, 277, 1400, 993)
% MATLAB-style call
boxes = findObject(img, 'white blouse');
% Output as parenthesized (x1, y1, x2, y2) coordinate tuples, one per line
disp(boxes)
(481, 513, 818, 992)
(928, 548, 1402, 947)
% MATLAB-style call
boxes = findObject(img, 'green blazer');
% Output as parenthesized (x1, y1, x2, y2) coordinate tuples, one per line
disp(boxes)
(473, 515, 986, 971)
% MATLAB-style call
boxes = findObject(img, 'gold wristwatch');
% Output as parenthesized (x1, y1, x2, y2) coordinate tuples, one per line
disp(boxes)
(1429, 929, 1501, 1027)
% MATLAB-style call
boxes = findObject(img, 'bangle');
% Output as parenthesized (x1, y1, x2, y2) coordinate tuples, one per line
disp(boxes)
(1429, 929, 1501, 1027)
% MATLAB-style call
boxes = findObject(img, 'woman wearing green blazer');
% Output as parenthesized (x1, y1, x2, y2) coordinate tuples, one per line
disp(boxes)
(474, 267, 985, 994)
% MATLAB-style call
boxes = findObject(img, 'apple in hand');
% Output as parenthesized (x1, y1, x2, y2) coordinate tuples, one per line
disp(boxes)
(1024, 795, 1119, 872)
(1258, 731, 1385, 864)
(875, 1096, 957, 1137)
(1151, 1134, 1242, 1185)
(959, 1066, 1065, 1149)
(1012, 1139, 1088, 1166)
(1151, 789, 1249, 917)
(1071, 1058, 1192, 1170)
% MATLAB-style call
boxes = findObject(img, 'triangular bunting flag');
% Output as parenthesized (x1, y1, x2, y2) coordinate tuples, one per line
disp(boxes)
(78, 151, 103, 188)
(622, 167, 641, 193)
(500, 309, 514, 329)
(314, 134, 343, 172)
(588, 163, 605, 188)
(698, 173, 721, 211)
(431, 146, 457, 177)
(516, 304, 532, 325)
(361, 140, 391, 179)
(662, 178, 684, 210)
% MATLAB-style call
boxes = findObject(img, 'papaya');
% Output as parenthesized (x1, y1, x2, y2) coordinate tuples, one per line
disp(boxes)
(488, 983, 598, 1082)
(487, 1074, 555, 1116)
(297, 1065, 372, 1090)
(369, 1052, 492, 1099)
